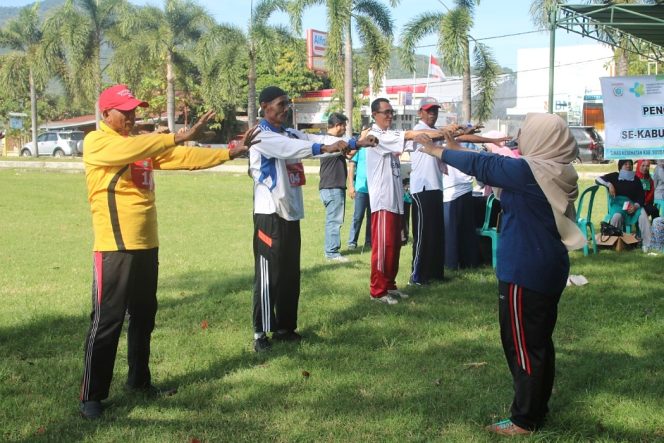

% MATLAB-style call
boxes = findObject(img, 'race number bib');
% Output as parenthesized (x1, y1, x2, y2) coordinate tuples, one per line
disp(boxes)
(286, 162, 306, 187)
(130, 159, 154, 191)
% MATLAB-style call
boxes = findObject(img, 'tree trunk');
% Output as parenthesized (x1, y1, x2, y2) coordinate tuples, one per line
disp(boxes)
(167, 51, 176, 132)
(248, 46, 257, 127)
(344, 22, 353, 137)
(95, 32, 102, 129)
(616, 46, 629, 76)
(461, 38, 472, 124)
(29, 68, 39, 157)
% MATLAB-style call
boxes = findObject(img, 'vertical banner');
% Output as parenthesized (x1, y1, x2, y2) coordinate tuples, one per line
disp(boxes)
(306, 29, 328, 73)
(600, 75, 664, 159)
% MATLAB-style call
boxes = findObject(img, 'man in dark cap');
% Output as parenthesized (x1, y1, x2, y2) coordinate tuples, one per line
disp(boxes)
(249, 86, 376, 352)
(78, 84, 256, 419)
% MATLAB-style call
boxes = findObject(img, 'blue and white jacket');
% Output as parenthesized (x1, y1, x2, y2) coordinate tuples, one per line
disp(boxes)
(250, 119, 355, 220)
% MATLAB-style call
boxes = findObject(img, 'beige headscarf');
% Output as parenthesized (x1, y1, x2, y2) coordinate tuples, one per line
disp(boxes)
(518, 113, 586, 251)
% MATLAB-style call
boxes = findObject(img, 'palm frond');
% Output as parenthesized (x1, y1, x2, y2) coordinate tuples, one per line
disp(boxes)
(441, 7, 471, 75)
(324, 0, 350, 86)
(454, 0, 477, 13)
(354, 15, 391, 91)
(353, 0, 394, 36)
(253, 0, 288, 24)
(471, 41, 499, 123)
(398, 11, 444, 73)
(0, 53, 30, 98)
(529, 0, 562, 30)
(288, 0, 325, 33)
(167, 0, 214, 46)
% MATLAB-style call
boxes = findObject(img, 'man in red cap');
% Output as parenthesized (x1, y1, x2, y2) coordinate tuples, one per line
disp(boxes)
(78, 84, 256, 419)
(408, 97, 446, 285)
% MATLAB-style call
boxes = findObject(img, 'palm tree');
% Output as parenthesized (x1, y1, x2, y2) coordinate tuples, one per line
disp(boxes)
(109, 0, 213, 131)
(290, 0, 397, 136)
(47, 0, 128, 127)
(194, 23, 250, 138)
(399, 0, 499, 124)
(0, 3, 59, 156)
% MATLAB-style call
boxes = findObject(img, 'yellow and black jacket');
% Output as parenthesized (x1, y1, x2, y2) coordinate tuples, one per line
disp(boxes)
(84, 122, 230, 251)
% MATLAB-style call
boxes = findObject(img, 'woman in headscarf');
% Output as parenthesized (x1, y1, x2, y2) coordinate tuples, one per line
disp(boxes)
(635, 160, 658, 219)
(654, 160, 664, 206)
(595, 159, 652, 250)
(415, 113, 585, 436)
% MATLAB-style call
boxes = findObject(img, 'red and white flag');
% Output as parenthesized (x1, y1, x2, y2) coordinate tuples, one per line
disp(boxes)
(428, 54, 445, 80)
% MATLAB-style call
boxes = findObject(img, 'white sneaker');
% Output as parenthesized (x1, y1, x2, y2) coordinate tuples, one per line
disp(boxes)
(327, 255, 350, 263)
(372, 294, 398, 305)
(388, 289, 409, 299)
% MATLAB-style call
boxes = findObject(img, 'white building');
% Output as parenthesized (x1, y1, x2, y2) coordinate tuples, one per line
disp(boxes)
(507, 43, 614, 124)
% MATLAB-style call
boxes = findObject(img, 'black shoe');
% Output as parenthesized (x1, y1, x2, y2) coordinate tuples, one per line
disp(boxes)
(253, 336, 272, 352)
(125, 383, 178, 397)
(79, 400, 103, 419)
(272, 330, 303, 342)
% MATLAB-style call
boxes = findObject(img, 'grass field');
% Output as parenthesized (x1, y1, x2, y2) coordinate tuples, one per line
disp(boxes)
(0, 167, 662, 442)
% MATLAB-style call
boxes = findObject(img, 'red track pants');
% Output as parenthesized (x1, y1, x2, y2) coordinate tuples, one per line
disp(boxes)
(370, 210, 402, 297)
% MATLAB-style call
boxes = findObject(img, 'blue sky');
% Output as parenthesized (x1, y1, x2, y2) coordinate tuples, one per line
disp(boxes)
(5, 0, 593, 70)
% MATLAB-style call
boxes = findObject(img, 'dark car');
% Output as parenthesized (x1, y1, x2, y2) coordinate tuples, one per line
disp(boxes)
(569, 126, 604, 163)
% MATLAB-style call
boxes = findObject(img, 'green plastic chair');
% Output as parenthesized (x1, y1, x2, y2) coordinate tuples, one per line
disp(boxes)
(576, 185, 599, 256)
(476, 194, 499, 268)
(604, 192, 641, 234)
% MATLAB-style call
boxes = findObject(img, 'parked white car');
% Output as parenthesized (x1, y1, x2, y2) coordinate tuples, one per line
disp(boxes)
(21, 131, 84, 157)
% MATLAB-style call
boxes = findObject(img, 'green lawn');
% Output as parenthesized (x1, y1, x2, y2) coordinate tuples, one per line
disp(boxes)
(0, 168, 662, 442)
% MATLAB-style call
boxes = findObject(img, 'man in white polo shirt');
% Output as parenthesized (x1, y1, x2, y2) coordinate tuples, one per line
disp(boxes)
(408, 97, 446, 285)
(365, 98, 456, 304)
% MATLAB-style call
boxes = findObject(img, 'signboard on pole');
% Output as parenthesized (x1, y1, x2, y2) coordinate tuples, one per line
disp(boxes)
(306, 29, 328, 73)
(600, 75, 664, 159)
(8, 112, 27, 130)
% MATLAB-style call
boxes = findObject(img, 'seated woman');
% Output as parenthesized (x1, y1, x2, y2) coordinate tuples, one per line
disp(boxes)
(595, 159, 651, 250)
(654, 160, 664, 215)
(636, 160, 658, 219)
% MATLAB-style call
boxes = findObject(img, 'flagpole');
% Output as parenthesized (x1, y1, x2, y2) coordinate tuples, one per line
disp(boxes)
(426, 53, 432, 95)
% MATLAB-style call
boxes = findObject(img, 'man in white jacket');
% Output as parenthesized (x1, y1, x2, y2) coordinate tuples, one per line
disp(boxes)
(249, 86, 375, 352)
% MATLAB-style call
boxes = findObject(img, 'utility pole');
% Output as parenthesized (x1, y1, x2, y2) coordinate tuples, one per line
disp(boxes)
(548, 7, 556, 114)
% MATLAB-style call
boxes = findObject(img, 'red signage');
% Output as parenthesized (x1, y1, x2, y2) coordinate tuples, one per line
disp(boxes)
(306, 29, 328, 73)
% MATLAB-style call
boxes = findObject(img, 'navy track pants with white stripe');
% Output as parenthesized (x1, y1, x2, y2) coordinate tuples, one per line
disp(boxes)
(253, 213, 301, 334)
(498, 281, 562, 431)
(80, 249, 158, 402)
(410, 189, 444, 284)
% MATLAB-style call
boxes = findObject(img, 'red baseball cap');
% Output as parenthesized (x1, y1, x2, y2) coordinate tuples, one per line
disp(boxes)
(98, 84, 148, 112)
(419, 97, 441, 111)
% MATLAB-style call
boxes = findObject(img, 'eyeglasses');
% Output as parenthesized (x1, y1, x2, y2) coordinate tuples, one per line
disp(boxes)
(375, 109, 395, 116)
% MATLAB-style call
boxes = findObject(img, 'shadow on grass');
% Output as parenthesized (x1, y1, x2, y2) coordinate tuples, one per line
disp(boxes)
(1, 251, 662, 441)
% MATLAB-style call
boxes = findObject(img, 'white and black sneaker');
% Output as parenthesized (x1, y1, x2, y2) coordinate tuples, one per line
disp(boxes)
(388, 289, 409, 299)
(253, 336, 271, 352)
(371, 294, 398, 305)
